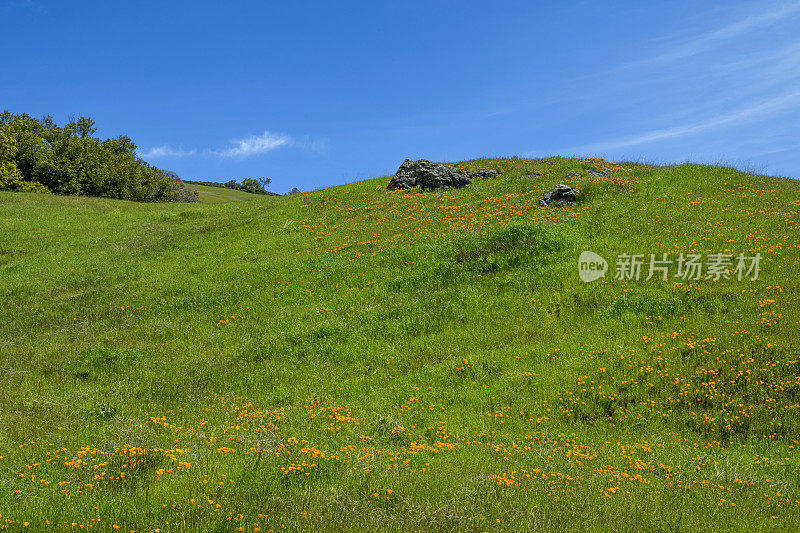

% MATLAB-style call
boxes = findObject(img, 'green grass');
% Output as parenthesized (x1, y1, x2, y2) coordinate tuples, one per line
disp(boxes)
(1, 156, 799, 531)
(187, 183, 266, 203)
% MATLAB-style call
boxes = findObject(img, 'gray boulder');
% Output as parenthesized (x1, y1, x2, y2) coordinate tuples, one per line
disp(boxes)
(539, 184, 580, 207)
(388, 159, 495, 191)
(416, 161, 472, 190)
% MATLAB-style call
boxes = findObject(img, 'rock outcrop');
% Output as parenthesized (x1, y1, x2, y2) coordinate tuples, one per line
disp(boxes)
(387, 159, 497, 191)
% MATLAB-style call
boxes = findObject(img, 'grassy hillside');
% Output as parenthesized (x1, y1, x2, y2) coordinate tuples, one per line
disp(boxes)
(186, 183, 267, 203)
(1, 157, 799, 531)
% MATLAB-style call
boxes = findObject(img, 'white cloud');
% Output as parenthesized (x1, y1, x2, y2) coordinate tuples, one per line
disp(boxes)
(567, 90, 800, 154)
(138, 145, 197, 158)
(211, 131, 292, 158)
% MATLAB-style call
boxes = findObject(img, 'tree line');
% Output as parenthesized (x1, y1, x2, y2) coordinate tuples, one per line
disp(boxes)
(183, 178, 279, 196)
(0, 111, 198, 202)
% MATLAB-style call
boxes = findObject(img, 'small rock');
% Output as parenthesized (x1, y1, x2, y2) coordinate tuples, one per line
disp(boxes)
(538, 183, 580, 207)
(566, 171, 581, 179)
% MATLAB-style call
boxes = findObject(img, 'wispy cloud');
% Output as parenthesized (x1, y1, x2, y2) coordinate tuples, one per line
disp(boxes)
(568, 90, 800, 154)
(138, 145, 197, 158)
(632, 2, 800, 65)
(139, 130, 325, 161)
(714, 39, 800, 74)
(211, 131, 291, 158)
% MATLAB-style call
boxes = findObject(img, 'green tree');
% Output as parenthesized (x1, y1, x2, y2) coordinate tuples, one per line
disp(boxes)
(0, 126, 50, 193)
(0, 110, 196, 202)
(239, 177, 272, 194)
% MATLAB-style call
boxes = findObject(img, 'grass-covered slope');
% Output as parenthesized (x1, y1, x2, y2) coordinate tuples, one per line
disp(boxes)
(1, 157, 799, 531)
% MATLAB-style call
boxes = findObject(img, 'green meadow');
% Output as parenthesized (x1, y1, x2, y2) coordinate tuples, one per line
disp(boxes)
(1, 157, 799, 531)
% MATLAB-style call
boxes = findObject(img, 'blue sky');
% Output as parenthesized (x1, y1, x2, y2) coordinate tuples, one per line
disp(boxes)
(2, 1, 799, 192)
